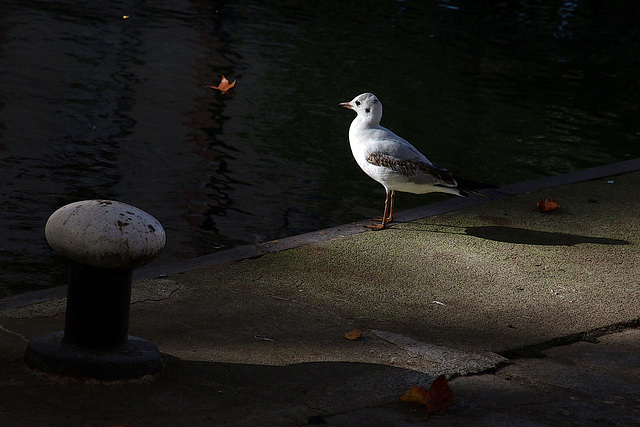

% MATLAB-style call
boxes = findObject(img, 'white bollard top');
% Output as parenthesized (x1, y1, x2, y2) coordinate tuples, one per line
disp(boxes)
(45, 200, 166, 269)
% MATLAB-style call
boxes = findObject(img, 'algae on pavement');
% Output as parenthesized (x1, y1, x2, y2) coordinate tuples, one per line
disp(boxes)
(176, 174, 640, 355)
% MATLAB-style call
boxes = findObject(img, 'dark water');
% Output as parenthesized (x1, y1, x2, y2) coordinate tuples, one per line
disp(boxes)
(1, 0, 640, 297)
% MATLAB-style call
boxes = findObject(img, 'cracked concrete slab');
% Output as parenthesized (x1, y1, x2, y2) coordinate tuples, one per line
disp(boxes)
(371, 330, 507, 376)
(0, 279, 180, 319)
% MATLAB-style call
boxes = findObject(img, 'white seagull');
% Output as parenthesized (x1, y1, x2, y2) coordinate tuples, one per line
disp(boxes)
(339, 92, 470, 230)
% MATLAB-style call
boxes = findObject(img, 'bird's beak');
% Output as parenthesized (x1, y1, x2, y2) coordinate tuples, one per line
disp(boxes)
(338, 102, 352, 109)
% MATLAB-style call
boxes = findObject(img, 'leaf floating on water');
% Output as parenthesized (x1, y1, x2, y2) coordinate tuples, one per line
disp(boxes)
(207, 74, 236, 95)
(534, 198, 560, 212)
(345, 328, 362, 340)
(401, 375, 454, 417)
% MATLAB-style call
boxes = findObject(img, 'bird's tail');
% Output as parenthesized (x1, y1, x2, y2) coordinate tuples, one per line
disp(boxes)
(464, 189, 491, 199)
(455, 177, 497, 199)
(436, 183, 492, 198)
(456, 188, 471, 198)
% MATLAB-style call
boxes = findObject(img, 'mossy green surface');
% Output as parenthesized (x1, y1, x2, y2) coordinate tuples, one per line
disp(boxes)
(179, 173, 640, 353)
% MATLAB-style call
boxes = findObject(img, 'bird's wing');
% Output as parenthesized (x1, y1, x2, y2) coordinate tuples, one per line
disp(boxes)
(367, 151, 458, 187)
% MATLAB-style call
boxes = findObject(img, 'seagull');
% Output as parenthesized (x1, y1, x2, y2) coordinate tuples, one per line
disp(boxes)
(339, 92, 470, 230)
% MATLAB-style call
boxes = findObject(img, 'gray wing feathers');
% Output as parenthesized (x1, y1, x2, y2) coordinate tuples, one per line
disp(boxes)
(367, 152, 458, 187)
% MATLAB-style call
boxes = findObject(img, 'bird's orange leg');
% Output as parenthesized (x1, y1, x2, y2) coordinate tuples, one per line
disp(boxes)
(368, 191, 392, 230)
(372, 190, 396, 224)
(387, 190, 396, 222)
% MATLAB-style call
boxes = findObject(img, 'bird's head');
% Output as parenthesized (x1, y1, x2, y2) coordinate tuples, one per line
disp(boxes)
(339, 93, 383, 124)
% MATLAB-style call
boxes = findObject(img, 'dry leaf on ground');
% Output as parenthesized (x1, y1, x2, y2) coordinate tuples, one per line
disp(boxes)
(345, 328, 362, 340)
(534, 198, 560, 212)
(401, 375, 454, 416)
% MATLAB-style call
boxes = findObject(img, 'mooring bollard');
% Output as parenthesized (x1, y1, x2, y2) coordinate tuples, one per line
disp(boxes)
(23, 200, 166, 380)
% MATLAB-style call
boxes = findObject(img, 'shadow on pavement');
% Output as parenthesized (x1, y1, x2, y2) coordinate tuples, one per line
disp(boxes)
(464, 226, 629, 246)
(2, 354, 428, 426)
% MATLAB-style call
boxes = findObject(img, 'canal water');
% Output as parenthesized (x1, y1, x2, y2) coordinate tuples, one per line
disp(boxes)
(1, 0, 640, 297)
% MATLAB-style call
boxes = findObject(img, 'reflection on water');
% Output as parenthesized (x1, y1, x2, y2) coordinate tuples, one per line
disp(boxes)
(1, 0, 639, 297)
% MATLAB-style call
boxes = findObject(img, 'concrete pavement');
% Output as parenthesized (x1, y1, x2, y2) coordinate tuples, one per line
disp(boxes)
(1, 159, 640, 426)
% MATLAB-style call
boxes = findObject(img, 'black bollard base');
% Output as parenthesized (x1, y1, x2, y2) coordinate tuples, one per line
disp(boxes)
(24, 331, 162, 381)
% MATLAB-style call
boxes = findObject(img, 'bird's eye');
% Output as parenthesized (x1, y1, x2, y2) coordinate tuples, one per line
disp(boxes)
(355, 101, 361, 106)
(365, 108, 370, 113)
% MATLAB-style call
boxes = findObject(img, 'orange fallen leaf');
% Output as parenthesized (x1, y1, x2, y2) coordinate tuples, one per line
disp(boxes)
(424, 375, 454, 415)
(345, 328, 362, 340)
(401, 375, 454, 416)
(534, 198, 560, 212)
(400, 384, 429, 404)
(207, 74, 236, 95)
